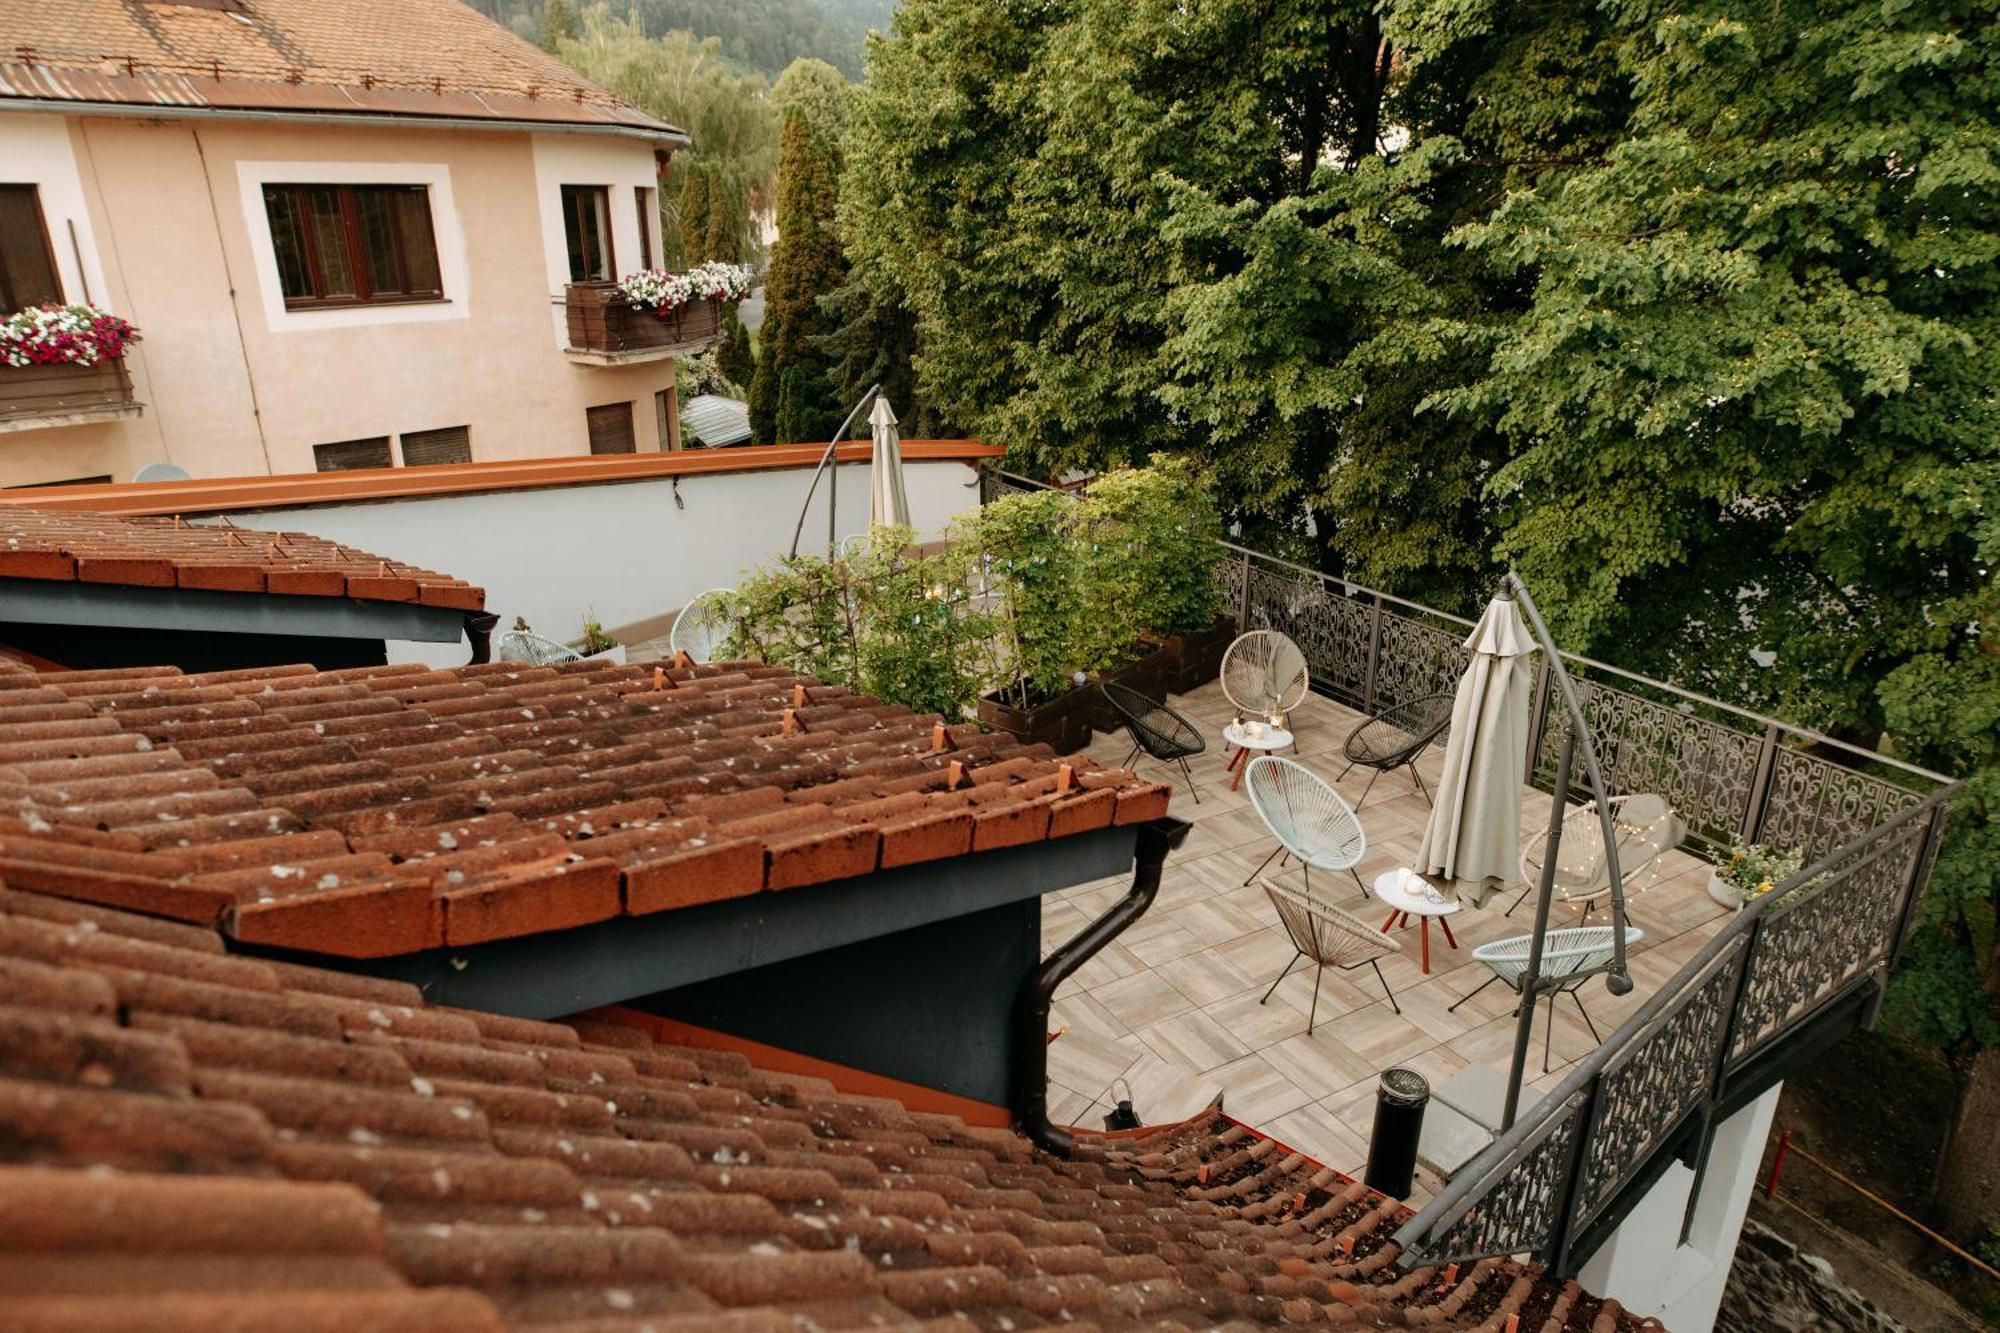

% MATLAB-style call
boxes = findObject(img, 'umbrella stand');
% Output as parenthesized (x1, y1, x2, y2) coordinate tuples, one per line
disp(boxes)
(1498, 573, 1635, 1131)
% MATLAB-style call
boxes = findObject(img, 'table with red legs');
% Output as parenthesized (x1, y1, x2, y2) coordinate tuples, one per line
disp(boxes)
(1372, 868, 1463, 974)
(1220, 720, 1294, 791)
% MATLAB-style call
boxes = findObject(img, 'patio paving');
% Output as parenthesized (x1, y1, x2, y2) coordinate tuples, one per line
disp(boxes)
(1046, 681, 1734, 1197)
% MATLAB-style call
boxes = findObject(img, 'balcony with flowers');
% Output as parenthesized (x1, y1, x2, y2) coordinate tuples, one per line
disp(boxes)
(0, 302, 142, 433)
(563, 260, 754, 366)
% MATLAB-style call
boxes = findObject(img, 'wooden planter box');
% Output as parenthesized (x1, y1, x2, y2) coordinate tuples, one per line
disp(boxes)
(976, 618, 1235, 754)
(0, 358, 135, 427)
(565, 283, 724, 355)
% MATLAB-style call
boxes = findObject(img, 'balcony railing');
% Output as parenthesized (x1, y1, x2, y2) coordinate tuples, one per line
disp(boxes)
(0, 358, 140, 434)
(981, 467, 1956, 1273)
(563, 282, 725, 366)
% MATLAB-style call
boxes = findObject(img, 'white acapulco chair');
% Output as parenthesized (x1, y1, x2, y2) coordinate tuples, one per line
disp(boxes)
(1447, 925, 1646, 1070)
(495, 628, 584, 666)
(1220, 630, 1310, 727)
(1241, 756, 1368, 899)
(668, 587, 735, 664)
(1259, 880, 1402, 1032)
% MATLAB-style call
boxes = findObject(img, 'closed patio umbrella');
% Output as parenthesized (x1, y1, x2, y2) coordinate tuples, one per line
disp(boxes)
(868, 395, 910, 529)
(1415, 589, 1536, 904)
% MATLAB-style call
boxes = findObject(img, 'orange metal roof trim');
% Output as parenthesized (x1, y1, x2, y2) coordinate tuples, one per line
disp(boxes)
(1, 441, 1005, 518)
(0, 655, 1169, 959)
(0, 504, 484, 609)
(0, 0, 682, 138)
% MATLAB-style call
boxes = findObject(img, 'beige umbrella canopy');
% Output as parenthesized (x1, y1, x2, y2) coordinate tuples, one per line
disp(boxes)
(1415, 591, 1537, 902)
(868, 395, 911, 529)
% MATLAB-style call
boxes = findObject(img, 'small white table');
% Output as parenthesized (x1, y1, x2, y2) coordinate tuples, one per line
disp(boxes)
(1374, 867, 1463, 974)
(1221, 720, 1293, 791)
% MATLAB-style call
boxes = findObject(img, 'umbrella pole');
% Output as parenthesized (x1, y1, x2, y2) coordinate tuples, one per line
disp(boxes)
(1504, 728, 1575, 1130)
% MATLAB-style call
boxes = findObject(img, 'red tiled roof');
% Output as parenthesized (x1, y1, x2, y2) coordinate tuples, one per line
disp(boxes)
(0, 0, 682, 140)
(0, 505, 484, 611)
(0, 880, 1653, 1331)
(0, 657, 1170, 958)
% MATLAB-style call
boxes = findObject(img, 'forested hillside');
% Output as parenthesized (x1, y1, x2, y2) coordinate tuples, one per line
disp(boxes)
(465, 0, 892, 78)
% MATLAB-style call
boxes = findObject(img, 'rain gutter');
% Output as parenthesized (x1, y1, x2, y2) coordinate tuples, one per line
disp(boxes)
(1014, 816, 1190, 1156)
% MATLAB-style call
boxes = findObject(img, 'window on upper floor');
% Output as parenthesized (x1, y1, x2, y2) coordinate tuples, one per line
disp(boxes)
(0, 185, 63, 314)
(262, 184, 442, 310)
(562, 185, 614, 283)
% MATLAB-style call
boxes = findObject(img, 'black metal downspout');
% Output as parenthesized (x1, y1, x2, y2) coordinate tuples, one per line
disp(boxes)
(1014, 816, 1190, 1156)
(463, 611, 499, 664)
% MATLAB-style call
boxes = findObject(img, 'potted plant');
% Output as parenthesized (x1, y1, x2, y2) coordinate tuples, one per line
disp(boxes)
(566, 262, 752, 354)
(1708, 842, 1807, 910)
(579, 613, 625, 665)
(0, 302, 140, 424)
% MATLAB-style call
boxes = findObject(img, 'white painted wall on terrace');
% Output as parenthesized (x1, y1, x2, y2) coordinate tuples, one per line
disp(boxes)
(217, 458, 984, 665)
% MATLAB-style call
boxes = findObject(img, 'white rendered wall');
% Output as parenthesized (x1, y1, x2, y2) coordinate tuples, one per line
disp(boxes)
(1578, 1083, 1781, 1333)
(219, 458, 983, 665)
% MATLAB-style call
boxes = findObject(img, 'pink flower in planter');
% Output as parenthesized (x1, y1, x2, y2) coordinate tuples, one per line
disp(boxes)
(0, 303, 140, 368)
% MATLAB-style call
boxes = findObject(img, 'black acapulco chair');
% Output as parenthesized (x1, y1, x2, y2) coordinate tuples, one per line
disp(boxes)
(1338, 691, 1453, 808)
(1101, 680, 1207, 803)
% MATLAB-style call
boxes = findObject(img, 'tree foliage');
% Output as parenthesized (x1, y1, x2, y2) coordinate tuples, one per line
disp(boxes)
(556, 11, 778, 266)
(749, 109, 849, 441)
(852, 0, 2000, 1223)
(514, 0, 888, 78)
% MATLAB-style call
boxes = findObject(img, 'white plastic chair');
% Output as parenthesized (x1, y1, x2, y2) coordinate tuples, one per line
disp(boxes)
(495, 629, 583, 666)
(1259, 881, 1402, 1032)
(1447, 925, 1646, 1070)
(1241, 755, 1368, 899)
(669, 587, 735, 663)
(1220, 630, 1309, 721)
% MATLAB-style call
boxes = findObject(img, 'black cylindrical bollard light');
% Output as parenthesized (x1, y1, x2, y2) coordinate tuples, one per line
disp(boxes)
(1363, 1067, 1430, 1199)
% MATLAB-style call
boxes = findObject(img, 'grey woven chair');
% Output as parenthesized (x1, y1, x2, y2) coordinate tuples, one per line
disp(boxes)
(496, 628, 583, 666)
(1448, 925, 1646, 1070)
(1220, 630, 1309, 726)
(1507, 794, 1685, 918)
(1242, 756, 1368, 899)
(1339, 692, 1452, 808)
(669, 587, 735, 663)
(1101, 680, 1206, 803)
(1259, 880, 1402, 1031)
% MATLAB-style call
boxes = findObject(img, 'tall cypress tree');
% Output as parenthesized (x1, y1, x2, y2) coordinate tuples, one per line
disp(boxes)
(675, 167, 711, 266)
(748, 109, 848, 443)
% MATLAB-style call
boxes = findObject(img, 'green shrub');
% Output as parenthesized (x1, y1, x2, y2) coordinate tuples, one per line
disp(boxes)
(1076, 456, 1224, 642)
(950, 489, 1101, 704)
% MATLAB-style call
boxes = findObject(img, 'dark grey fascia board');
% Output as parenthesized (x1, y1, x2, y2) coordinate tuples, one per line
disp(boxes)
(0, 99, 691, 148)
(0, 578, 468, 644)
(257, 823, 1141, 1019)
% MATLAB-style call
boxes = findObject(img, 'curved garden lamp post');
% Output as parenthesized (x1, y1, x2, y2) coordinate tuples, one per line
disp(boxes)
(1500, 571, 1634, 1130)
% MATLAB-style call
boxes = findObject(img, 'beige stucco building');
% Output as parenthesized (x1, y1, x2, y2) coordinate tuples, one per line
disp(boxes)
(0, 0, 699, 487)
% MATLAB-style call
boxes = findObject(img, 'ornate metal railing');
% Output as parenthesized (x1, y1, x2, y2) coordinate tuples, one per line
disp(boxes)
(982, 466, 1957, 1272)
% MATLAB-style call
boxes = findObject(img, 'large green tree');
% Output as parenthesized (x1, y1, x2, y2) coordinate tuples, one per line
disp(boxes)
(851, 0, 2000, 1241)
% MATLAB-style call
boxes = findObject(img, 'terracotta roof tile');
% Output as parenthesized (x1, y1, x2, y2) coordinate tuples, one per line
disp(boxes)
(0, 0, 678, 140)
(0, 505, 483, 613)
(0, 658, 1167, 958)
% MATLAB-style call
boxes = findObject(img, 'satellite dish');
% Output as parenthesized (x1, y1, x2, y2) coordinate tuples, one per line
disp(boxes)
(132, 462, 193, 483)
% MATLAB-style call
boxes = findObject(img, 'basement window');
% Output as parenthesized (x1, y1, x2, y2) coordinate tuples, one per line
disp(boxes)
(313, 436, 393, 472)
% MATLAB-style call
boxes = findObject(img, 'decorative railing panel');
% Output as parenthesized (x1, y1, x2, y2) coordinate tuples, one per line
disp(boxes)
(1533, 682, 1766, 853)
(1418, 1090, 1590, 1266)
(982, 469, 1955, 1276)
(1575, 936, 1747, 1225)
(1725, 813, 1931, 1064)
(1759, 745, 1921, 864)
